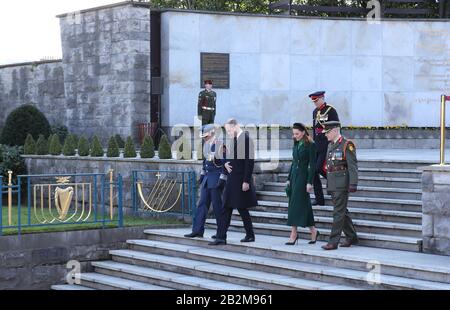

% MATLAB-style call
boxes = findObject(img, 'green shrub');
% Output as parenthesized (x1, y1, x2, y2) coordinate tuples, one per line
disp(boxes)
(48, 134, 61, 155)
(124, 136, 137, 158)
(62, 134, 77, 156)
(51, 124, 69, 144)
(90, 136, 104, 157)
(0, 104, 51, 146)
(77, 136, 90, 157)
(107, 136, 120, 158)
(115, 134, 125, 149)
(0, 145, 27, 183)
(158, 135, 172, 159)
(23, 134, 36, 155)
(71, 134, 79, 147)
(35, 135, 49, 155)
(140, 135, 155, 159)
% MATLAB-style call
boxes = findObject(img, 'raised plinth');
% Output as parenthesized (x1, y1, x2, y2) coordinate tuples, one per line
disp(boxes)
(420, 165, 450, 256)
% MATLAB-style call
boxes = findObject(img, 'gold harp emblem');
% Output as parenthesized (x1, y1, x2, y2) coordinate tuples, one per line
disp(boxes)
(54, 177, 74, 220)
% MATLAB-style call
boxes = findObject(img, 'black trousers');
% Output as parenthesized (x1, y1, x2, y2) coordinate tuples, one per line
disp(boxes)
(216, 207, 254, 241)
(313, 147, 327, 205)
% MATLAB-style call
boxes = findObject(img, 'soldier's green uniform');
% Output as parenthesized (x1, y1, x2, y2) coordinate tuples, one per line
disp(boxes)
(197, 89, 217, 125)
(323, 121, 358, 248)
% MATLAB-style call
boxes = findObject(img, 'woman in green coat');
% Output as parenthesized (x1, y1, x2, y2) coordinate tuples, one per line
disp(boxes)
(285, 123, 320, 245)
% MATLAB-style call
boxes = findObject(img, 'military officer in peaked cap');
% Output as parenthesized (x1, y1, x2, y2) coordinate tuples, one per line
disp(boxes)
(320, 121, 359, 251)
(309, 91, 339, 206)
(184, 124, 227, 239)
(198, 80, 217, 126)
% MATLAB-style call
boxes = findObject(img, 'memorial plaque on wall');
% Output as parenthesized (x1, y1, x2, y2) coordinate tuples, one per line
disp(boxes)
(200, 53, 230, 89)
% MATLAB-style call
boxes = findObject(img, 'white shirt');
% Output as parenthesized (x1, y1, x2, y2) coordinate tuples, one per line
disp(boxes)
(236, 129, 244, 140)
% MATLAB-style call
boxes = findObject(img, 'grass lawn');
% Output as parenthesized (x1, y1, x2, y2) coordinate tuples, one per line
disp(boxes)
(0, 205, 185, 235)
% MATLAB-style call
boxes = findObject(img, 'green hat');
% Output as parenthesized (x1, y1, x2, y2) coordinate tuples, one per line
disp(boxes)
(322, 121, 341, 133)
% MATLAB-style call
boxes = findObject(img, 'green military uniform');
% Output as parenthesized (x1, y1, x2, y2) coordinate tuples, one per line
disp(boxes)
(323, 121, 358, 247)
(197, 89, 217, 125)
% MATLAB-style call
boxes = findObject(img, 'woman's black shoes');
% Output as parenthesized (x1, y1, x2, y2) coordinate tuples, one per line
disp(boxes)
(309, 230, 320, 244)
(285, 235, 299, 245)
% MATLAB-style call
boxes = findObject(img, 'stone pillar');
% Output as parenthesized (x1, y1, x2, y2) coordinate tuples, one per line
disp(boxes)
(421, 165, 450, 256)
(58, 3, 151, 143)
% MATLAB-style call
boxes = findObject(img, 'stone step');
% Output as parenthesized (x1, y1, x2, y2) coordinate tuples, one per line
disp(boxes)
(127, 239, 450, 290)
(234, 210, 421, 238)
(256, 191, 422, 212)
(264, 183, 422, 200)
(51, 284, 94, 290)
(145, 228, 450, 284)
(355, 160, 430, 170)
(357, 168, 422, 179)
(255, 201, 422, 225)
(108, 249, 357, 290)
(276, 168, 421, 181)
(92, 260, 256, 290)
(205, 219, 422, 252)
(346, 176, 421, 189)
(79, 272, 172, 290)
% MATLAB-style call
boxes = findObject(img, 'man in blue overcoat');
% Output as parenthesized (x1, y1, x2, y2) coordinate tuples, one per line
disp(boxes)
(185, 124, 227, 238)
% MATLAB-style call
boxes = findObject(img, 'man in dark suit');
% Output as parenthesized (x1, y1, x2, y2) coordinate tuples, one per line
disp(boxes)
(184, 124, 227, 238)
(310, 91, 340, 206)
(209, 118, 257, 245)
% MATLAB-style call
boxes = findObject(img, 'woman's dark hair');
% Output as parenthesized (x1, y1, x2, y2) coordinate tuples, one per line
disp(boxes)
(292, 123, 312, 144)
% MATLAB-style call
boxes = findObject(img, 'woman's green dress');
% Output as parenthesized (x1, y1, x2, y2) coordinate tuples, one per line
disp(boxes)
(286, 140, 316, 227)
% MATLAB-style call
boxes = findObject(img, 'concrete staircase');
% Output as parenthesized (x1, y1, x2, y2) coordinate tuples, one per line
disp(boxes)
(50, 159, 450, 290)
(52, 228, 450, 290)
(212, 159, 425, 253)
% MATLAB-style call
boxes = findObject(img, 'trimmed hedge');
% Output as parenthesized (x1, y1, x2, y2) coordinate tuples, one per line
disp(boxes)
(48, 134, 62, 155)
(0, 104, 51, 146)
(62, 134, 77, 156)
(36, 135, 50, 155)
(124, 136, 136, 158)
(90, 136, 104, 157)
(140, 135, 155, 159)
(24, 134, 36, 155)
(77, 136, 90, 157)
(158, 135, 172, 159)
(107, 136, 120, 158)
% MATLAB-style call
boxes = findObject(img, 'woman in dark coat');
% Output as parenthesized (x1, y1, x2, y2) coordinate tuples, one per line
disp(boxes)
(285, 123, 320, 245)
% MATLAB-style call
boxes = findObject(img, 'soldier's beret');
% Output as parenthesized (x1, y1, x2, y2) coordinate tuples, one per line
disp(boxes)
(309, 91, 325, 100)
(322, 121, 341, 133)
(204, 80, 213, 85)
(200, 124, 215, 138)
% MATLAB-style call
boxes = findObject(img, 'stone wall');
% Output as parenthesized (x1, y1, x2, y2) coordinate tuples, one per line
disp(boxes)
(421, 165, 450, 256)
(0, 2, 151, 143)
(161, 11, 450, 127)
(0, 60, 66, 128)
(0, 227, 153, 290)
(58, 3, 151, 141)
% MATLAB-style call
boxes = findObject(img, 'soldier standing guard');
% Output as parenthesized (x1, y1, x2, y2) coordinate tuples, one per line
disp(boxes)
(184, 124, 227, 238)
(309, 91, 339, 206)
(321, 121, 359, 251)
(198, 80, 217, 126)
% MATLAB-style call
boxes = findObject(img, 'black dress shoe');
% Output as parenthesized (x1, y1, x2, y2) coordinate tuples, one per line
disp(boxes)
(322, 243, 338, 250)
(208, 239, 227, 246)
(340, 238, 359, 247)
(184, 232, 204, 238)
(240, 236, 255, 243)
(308, 230, 320, 244)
